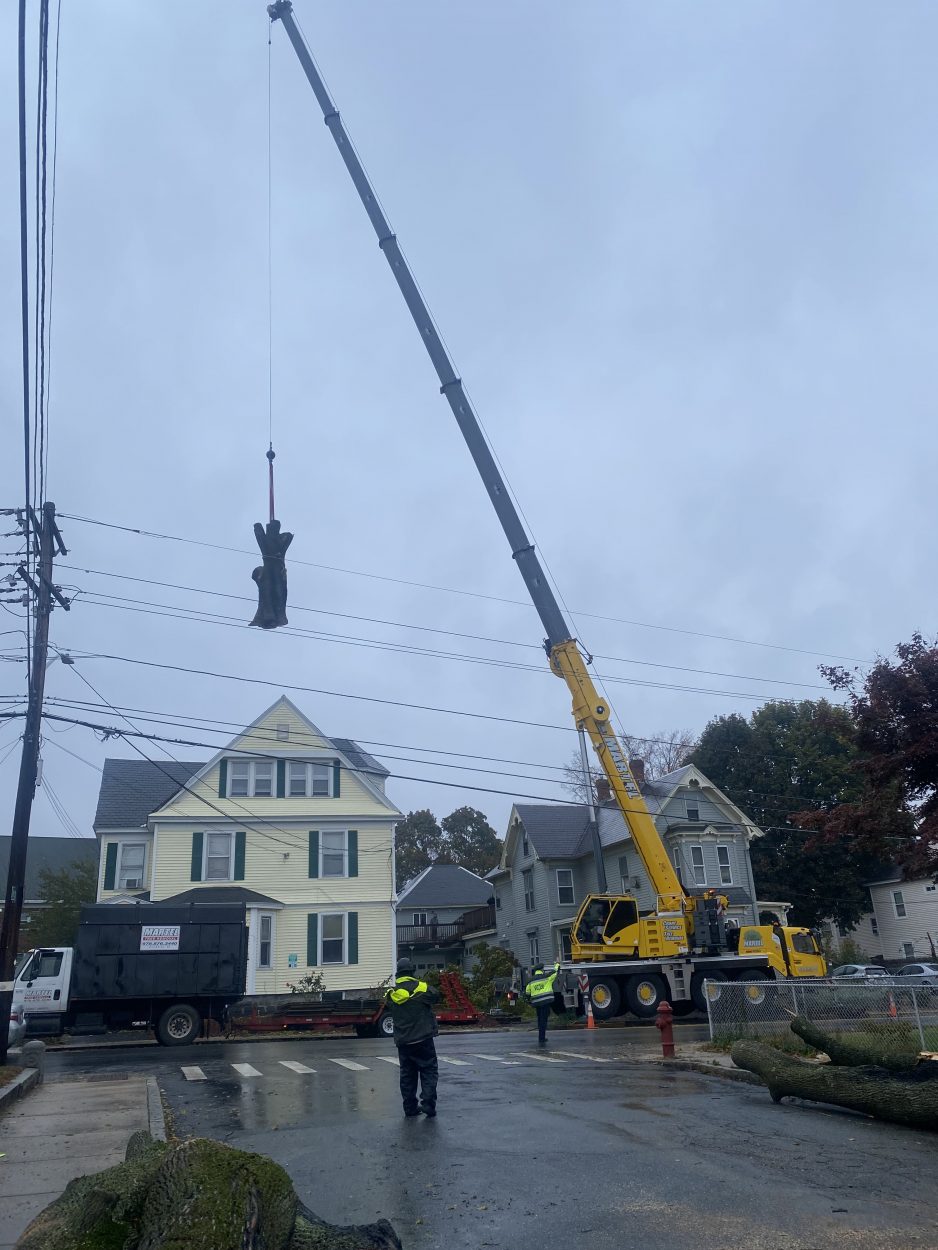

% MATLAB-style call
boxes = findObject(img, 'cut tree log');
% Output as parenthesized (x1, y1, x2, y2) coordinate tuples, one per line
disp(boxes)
(16, 1134, 402, 1250)
(731, 1040, 938, 1130)
(789, 1015, 925, 1072)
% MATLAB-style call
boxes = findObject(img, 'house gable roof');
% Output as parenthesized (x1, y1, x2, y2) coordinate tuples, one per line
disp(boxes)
(93, 760, 205, 831)
(397, 863, 494, 909)
(0, 835, 99, 900)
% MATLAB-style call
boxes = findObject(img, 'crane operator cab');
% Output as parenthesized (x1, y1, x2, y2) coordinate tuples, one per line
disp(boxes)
(572, 895, 645, 961)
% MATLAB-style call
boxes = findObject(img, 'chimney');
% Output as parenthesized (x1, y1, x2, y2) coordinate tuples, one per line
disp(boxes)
(595, 777, 611, 803)
(629, 757, 646, 787)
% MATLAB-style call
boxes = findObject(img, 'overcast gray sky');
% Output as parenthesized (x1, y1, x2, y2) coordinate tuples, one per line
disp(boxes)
(2, 2, 936, 846)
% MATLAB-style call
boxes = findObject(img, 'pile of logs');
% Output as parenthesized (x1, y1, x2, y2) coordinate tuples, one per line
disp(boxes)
(731, 1017, 938, 1130)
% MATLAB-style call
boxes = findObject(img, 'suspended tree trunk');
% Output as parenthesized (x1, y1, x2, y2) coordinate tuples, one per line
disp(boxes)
(731, 1040, 938, 1130)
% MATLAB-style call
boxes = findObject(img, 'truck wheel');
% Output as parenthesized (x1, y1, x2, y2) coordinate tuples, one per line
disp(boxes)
(378, 1011, 396, 1039)
(156, 1004, 201, 1046)
(589, 977, 621, 1020)
(625, 973, 666, 1018)
(691, 969, 727, 1013)
(735, 970, 770, 1005)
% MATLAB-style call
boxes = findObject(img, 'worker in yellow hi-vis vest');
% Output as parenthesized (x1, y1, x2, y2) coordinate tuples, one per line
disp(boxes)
(525, 962, 560, 1046)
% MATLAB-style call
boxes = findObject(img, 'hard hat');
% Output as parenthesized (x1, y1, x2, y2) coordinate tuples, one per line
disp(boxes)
(396, 956, 416, 975)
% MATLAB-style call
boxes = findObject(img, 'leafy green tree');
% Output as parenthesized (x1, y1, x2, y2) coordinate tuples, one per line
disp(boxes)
(691, 700, 880, 928)
(26, 858, 97, 947)
(803, 633, 938, 880)
(440, 806, 501, 877)
(393, 810, 444, 890)
(466, 942, 518, 1011)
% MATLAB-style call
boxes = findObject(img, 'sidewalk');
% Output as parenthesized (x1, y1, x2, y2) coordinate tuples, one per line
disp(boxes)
(0, 1077, 151, 1248)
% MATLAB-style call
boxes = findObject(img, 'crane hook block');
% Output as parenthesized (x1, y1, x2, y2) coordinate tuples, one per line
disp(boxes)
(249, 519, 293, 629)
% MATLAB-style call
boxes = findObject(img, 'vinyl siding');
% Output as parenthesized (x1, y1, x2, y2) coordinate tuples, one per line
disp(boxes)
(153, 704, 398, 824)
(252, 902, 393, 994)
(96, 834, 154, 901)
(869, 880, 938, 961)
(150, 822, 395, 904)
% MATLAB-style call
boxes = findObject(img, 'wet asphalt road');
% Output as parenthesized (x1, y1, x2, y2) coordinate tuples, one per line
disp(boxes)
(45, 1026, 938, 1250)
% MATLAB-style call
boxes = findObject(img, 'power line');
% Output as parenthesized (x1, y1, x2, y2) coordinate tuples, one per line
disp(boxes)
(17, 0, 32, 681)
(57, 512, 865, 663)
(58, 563, 832, 692)
(70, 591, 822, 703)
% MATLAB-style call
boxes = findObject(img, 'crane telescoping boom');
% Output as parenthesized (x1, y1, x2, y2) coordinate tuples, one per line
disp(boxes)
(268, 1, 688, 918)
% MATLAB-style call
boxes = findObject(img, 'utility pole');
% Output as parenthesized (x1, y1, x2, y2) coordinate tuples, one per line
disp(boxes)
(0, 501, 67, 1062)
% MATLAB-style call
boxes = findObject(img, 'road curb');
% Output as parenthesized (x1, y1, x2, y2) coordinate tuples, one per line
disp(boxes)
(0, 1066, 40, 1112)
(660, 1057, 763, 1086)
(146, 1076, 168, 1141)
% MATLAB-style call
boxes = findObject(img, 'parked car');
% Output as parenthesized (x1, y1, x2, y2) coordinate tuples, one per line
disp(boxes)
(895, 962, 938, 984)
(829, 964, 889, 979)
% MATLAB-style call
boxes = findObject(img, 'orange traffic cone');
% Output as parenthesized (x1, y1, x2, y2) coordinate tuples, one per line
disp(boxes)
(586, 997, 596, 1030)
(888, 992, 898, 1020)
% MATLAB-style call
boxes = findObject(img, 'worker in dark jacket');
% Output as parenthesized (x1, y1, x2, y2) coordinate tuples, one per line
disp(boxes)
(525, 962, 561, 1045)
(385, 957, 441, 1117)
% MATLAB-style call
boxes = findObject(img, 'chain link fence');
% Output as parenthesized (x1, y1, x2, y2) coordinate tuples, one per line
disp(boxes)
(705, 978, 938, 1052)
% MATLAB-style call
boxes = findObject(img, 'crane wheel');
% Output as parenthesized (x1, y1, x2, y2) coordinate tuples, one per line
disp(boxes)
(588, 977, 622, 1020)
(625, 973, 666, 1018)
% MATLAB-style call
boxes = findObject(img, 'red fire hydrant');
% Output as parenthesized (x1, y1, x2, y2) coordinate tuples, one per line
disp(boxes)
(655, 1000, 675, 1059)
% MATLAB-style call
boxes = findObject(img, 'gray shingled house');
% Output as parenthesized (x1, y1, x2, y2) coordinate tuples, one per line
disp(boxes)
(395, 863, 496, 975)
(487, 763, 760, 973)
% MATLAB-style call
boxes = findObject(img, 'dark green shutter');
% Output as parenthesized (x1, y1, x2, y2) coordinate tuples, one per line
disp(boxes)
(234, 830, 246, 880)
(347, 830, 358, 878)
(333, 760, 341, 797)
(191, 831, 204, 881)
(347, 912, 358, 965)
(218, 758, 228, 797)
(276, 760, 286, 798)
(103, 842, 118, 891)
(308, 831, 319, 878)
(307, 913, 319, 966)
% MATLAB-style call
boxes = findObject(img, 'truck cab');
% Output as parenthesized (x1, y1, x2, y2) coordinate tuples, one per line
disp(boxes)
(12, 947, 73, 1036)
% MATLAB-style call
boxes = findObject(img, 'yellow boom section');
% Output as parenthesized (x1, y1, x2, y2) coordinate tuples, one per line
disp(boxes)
(550, 640, 686, 913)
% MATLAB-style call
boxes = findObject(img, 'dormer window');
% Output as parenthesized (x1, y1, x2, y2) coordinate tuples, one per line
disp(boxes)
(229, 759, 274, 798)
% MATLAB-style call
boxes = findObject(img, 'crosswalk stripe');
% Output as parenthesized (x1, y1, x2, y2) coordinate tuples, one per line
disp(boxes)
(279, 1060, 316, 1074)
(181, 1065, 206, 1081)
(376, 1056, 400, 1066)
(231, 1063, 262, 1077)
(551, 1051, 612, 1062)
(510, 1051, 565, 1063)
(328, 1058, 369, 1071)
(439, 1056, 471, 1066)
(473, 1053, 521, 1066)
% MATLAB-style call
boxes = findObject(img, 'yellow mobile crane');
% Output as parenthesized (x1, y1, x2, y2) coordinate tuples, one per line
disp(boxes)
(269, 3, 826, 1019)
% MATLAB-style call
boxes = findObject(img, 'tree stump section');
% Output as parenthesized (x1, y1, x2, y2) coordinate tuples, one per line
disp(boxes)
(17, 1133, 403, 1250)
(790, 1014, 923, 1072)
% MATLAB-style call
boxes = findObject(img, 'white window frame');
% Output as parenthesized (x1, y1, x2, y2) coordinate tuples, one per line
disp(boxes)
(690, 845, 706, 887)
(902, 941, 915, 959)
(204, 830, 235, 882)
(288, 761, 333, 799)
(320, 912, 347, 965)
(258, 912, 274, 970)
(276, 723, 290, 741)
(413, 912, 428, 927)
(522, 832, 529, 858)
(559, 929, 572, 961)
(320, 830, 349, 879)
(716, 845, 733, 886)
(556, 868, 575, 907)
(228, 759, 274, 798)
(117, 842, 146, 891)
(523, 869, 535, 913)
(893, 890, 907, 918)
(527, 931, 539, 966)
(686, 801, 700, 823)
(870, 915, 879, 935)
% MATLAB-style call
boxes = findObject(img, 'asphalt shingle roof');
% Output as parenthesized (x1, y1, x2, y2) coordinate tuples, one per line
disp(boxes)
(159, 887, 282, 907)
(93, 759, 205, 831)
(0, 835, 98, 901)
(94, 737, 389, 831)
(398, 864, 494, 908)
